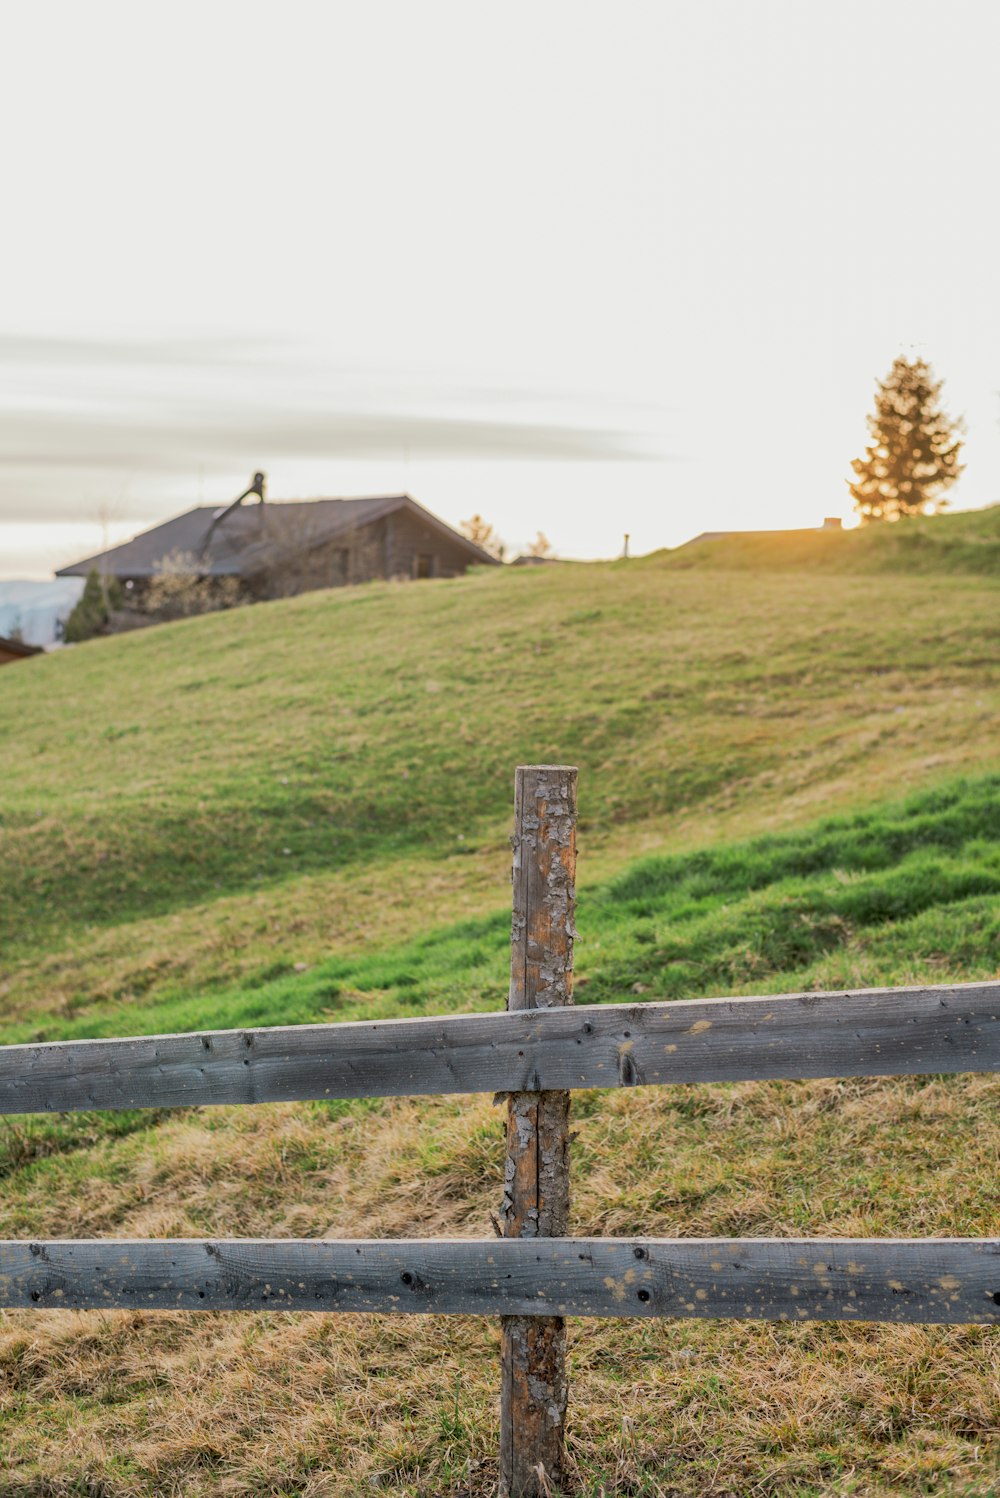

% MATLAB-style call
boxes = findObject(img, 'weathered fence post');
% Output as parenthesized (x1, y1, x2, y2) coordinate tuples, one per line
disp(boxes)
(499, 764, 578, 1497)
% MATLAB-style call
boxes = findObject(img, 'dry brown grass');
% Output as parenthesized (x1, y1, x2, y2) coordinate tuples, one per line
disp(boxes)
(2, 1078, 999, 1495)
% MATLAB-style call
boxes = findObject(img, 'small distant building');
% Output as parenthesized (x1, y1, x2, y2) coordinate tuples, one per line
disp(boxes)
(684, 517, 845, 546)
(0, 635, 43, 666)
(56, 492, 500, 600)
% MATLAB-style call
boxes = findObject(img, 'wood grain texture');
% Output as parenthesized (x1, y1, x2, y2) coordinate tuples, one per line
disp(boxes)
(1, 1238, 997, 1323)
(501, 766, 577, 1497)
(499, 772, 577, 1498)
(507, 763, 577, 1015)
(2, 981, 998, 1118)
(501, 765, 577, 1238)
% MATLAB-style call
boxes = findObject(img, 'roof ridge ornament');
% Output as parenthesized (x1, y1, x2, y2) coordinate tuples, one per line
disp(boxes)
(202, 472, 266, 557)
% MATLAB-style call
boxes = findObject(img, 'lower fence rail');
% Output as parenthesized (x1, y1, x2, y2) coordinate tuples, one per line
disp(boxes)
(3, 1237, 999, 1324)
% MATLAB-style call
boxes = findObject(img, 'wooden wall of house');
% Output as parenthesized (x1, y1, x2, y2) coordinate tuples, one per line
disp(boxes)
(257, 511, 482, 598)
(256, 524, 380, 599)
(384, 510, 479, 580)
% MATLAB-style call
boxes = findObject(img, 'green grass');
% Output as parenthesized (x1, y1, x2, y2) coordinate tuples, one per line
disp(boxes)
(662, 501, 1000, 575)
(1, 526, 998, 1033)
(3, 771, 998, 1054)
(1, 531, 1000, 1494)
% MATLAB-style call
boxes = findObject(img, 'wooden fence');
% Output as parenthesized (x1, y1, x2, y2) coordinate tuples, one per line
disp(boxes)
(2, 765, 999, 1496)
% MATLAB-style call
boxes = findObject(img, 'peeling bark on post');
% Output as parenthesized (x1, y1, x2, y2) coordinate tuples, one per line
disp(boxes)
(500, 765, 577, 1498)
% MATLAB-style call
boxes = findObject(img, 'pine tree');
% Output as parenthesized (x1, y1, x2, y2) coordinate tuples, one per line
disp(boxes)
(848, 357, 964, 523)
(63, 569, 122, 643)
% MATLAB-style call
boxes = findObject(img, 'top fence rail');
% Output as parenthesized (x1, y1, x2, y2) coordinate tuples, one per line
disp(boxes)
(2, 980, 998, 1117)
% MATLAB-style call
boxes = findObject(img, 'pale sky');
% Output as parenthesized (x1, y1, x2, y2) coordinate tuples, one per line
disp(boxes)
(2, 0, 998, 576)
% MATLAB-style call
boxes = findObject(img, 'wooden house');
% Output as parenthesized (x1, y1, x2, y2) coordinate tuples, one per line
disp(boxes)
(56, 493, 499, 601)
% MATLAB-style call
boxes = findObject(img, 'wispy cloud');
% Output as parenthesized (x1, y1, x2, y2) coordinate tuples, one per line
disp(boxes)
(0, 333, 282, 369)
(0, 335, 673, 526)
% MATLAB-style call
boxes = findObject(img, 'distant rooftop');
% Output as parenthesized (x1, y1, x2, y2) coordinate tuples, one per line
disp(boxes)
(684, 518, 843, 546)
(56, 493, 498, 580)
(0, 633, 43, 660)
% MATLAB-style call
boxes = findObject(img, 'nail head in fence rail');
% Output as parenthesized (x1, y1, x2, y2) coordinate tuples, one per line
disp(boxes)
(500, 765, 577, 1498)
(3, 981, 999, 1117)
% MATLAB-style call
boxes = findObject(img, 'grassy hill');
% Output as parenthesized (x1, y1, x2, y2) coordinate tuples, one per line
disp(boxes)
(662, 502, 1000, 576)
(1, 530, 999, 1495)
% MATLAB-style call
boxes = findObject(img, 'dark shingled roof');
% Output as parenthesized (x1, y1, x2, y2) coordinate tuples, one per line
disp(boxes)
(56, 494, 499, 579)
(0, 635, 43, 658)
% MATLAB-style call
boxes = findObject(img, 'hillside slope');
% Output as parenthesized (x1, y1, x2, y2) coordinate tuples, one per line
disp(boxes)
(2, 556, 998, 1029)
(662, 502, 1000, 575)
(1, 554, 999, 1495)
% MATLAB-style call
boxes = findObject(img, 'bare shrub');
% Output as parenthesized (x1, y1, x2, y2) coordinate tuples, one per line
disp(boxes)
(144, 551, 246, 621)
(460, 514, 506, 561)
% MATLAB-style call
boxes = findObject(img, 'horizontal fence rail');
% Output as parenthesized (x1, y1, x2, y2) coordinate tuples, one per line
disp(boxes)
(3, 1237, 999, 1323)
(3, 980, 999, 1117)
